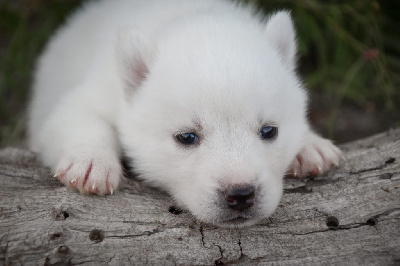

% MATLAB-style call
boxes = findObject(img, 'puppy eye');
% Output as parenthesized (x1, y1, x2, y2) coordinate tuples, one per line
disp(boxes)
(176, 133, 199, 145)
(260, 126, 278, 140)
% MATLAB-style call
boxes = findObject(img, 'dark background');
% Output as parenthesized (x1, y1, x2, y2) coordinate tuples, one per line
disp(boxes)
(0, 0, 399, 147)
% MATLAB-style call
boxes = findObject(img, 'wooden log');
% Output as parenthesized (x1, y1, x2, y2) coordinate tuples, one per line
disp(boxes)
(0, 129, 399, 265)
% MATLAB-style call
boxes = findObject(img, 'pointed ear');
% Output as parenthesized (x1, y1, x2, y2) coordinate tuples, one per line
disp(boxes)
(265, 11, 297, 69)
(116, 29, 156, 97)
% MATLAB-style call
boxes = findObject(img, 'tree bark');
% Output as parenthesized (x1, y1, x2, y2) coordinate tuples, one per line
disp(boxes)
(1, 129, 399, 265)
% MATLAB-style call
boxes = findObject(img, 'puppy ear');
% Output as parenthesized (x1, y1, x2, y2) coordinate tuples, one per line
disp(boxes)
(116, 29, 156, 97)
(265, 11, 297, 69)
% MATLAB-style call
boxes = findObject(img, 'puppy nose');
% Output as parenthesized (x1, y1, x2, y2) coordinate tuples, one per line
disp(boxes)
(225, 185, 255, 212)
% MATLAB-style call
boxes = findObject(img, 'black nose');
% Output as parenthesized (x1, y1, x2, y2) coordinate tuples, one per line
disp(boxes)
(225, 185, 255, 212)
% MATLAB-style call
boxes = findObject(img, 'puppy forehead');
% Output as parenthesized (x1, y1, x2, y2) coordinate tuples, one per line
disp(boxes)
(141, 35, 303, 128)
(172, 74, 295, 124)
(141, 70, 296, 135)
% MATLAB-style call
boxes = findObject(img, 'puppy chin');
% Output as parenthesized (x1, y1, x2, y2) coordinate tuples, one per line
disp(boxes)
(193, 205, 268, 228)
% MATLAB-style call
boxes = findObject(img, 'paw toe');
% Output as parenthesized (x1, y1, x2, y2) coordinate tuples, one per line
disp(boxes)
(54, 152, 121, 195)
(289, 134, 343, 178)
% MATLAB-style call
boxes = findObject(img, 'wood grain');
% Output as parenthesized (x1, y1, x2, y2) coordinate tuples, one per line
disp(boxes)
(1, 129, 399, 265)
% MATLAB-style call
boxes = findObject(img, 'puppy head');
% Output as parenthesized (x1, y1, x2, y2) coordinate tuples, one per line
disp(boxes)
(118, 11, 308, 227)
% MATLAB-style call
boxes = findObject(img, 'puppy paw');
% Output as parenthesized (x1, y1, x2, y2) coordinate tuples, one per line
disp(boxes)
(54, 149, 121, 195)
(289, 133, 343, 178)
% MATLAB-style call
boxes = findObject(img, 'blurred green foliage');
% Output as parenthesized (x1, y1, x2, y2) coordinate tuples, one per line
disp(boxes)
(249, 0, 400, 108)
(0, 0, 399, 147)
(0, 0, 82, 147)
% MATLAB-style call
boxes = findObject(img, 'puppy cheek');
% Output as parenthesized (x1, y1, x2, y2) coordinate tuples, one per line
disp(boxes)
(259, 175, 284, 215)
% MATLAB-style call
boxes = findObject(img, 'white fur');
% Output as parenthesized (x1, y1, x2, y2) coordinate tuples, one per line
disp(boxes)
(28, 0, 342, 227)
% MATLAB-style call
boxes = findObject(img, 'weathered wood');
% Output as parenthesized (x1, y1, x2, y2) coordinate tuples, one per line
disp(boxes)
(0, 129, 399, 265)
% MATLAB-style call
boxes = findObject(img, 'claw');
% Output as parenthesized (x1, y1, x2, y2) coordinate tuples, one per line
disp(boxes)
(110, 187, 114, 195)
(92, 184, 96, 190)
(317, 166, 322, 174)
(70, 179, 77, 185)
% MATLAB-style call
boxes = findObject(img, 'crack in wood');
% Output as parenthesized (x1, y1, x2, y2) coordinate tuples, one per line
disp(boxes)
(199, 225, 205, 247)
(107, 228, 161, 239)
(214, 245, 224, 265)
(350, 158, 397, 175)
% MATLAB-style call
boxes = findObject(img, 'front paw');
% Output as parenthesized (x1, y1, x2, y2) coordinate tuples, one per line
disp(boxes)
(289, 133, 343, 178)
(54, 149, 121, 195)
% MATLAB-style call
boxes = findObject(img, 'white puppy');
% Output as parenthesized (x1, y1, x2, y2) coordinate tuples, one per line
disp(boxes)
(28, 0, 342, 227)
